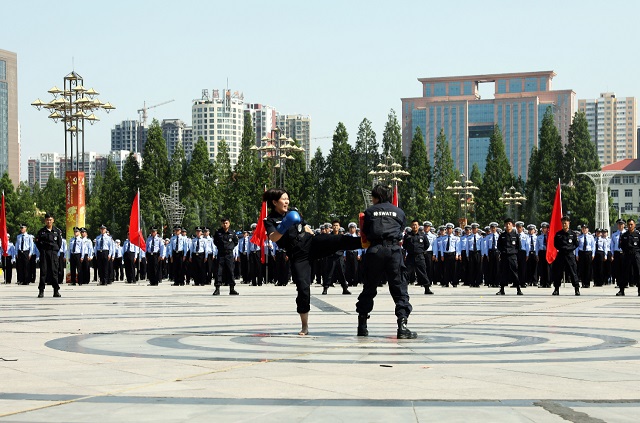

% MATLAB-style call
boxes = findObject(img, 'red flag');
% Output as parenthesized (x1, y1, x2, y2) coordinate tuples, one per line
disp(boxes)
(546, 180, 562, 264)
(129, 190, 146, 251)
(392, 184, 399, 207)
(0, 191, 8, 256)
(250, 200, 268, 263)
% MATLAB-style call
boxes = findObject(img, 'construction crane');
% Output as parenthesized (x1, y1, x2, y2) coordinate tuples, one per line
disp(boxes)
(137, 99, 175, 128)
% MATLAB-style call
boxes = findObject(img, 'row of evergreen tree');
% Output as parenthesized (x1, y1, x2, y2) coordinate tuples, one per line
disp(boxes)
(0, 107, 605, 240)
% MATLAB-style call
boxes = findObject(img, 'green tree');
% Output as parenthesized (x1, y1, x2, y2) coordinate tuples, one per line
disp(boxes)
(0, 172, 21, 237)
(91, 160, 125, 238)
(403, 126, 431, 221)
(283, 140, 307, 215)
(139, 119, 169, 230)
(381, 109, 403, 164)
(121, 152, 141, 208)
(476, 125, 511, 223)
(353, 118, 379, 193)
(167, 142, 186, 188)
(470, 163, 483, 186)
(325, 122, 355, 222)
(232, 113, 263, 229)
(183, 137, 210, 227)
(211, 140, 233, 223)
(564, 111, 600, 226)
(36, 173, 65, 224)
(302, 148, 328, 226)
(432, 128, 458, 224)
(525, 107, 564, 223)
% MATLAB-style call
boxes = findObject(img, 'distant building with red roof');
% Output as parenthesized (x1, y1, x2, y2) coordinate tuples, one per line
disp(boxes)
(602, 159, 640, 215)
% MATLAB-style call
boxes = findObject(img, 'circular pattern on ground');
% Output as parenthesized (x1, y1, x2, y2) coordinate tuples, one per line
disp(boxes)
(45, 323, 639, 365)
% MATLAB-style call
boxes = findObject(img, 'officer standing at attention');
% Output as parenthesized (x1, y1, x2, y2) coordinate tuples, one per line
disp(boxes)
(1, 233, 16, 284)
(122, 236, 139, 284)
(356, 185, 416, 339)
(403, 219, 432, 294)
(15, 223, 34, 285)
(515, 221, 528, 289)
(524, 224, 538, 287)
(35, 213, 63, 298)
(440, 223, 461, 287)
(190, 226, 206, 286)
(68, 227, 83, 286)
(552, 215, 581, 296)
(95, 225, 114, 286)
(145, 226, 163, 286)
(168, 225, 186, 286)
(618, 218, 640, 296)
(536, 222, 551, 288)
(204, 228, 217, 285)
(80, 228, 93, 285)
(576, 223, 595, 288)
(592, 228, 609, 287)
(344, 222, 361, 287)
(496, 218, 522, 295)
(238, 231, 251, 284)
(610, 219, 626, 289)
(58, 235, 67, 286)
(466, 223, 483, 287)
(213, 217, 239, 295)
(423, 221, 436, 284)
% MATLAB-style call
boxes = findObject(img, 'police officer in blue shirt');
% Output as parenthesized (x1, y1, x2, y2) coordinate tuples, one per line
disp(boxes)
(15, 223, 33, 285)
(168, 225, 186, 286)
(95, 224, 115, 285)
(576, 222, 595, 288)
(146, 226, 163, 286)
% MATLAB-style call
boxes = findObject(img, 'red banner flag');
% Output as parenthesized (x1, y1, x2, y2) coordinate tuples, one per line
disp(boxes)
(0, 191, 8, 256)
(546, 180, 562, 264)
(129, 190, 146, 252)
(392, 184, 399, 207)
(250, 200, 268, 263)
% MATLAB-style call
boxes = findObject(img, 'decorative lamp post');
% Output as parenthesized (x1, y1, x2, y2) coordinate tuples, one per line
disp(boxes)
(367, 154, 410, 207)
(446, 173, 479, 227)
(498, 186, 526, 218)
(32, 71, 114, 240)
(252, 128, 304, 189)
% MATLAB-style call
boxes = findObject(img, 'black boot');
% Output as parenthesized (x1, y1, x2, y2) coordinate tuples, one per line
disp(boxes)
(229, 288, 239, 295)
(496, 287, 505, 295)
(37, 290, 44, 298)
(424, 287, 434, 295)
(575, 287, 580, 296)
(212, 287, 220, 296)
(342, 287, 351, 295)
(53, 290, 61, 297)
(516, 287, 523, 295)
(397, 318, 417, 339)
(357, 314, 369, 336)
(552, 288, 559, 296)
(322, 287, 328, 295)
(616, 289, 625, 296)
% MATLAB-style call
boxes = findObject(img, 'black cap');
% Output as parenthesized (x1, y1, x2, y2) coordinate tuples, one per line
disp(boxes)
(80, 227, 87, 232)
(561, 215, 571, 222)
(195, 226, 202, 231)
(203, 227, 210, 232)
(616, 219, 625, 225)
(73, 227, 80, 232)
(100, 224, 107, 229)
(173, 225, 181, 231)
(150, 226, 158, 231)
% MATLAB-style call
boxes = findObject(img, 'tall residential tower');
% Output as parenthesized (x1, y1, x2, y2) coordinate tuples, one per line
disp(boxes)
(0, 49, 19, 185)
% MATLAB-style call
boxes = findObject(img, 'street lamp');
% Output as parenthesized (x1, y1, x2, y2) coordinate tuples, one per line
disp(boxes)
(499, 186, 526, 218)
(446, 173, 479, 227)
(31, 71, 114, 240)
(367, 154, 410, 207)
(251, 127, 304, 189)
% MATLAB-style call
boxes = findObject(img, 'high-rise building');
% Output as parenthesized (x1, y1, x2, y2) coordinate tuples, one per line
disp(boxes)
(28, 150, 140, 190)
(0, 49, 20, 185)
(276, 114, 311, 169)
(245, 103, 277, 144)
(161, 119, 187, 159)
(192, 89, 244, 167)
(578, 93, 637, 166)
(111, 120, 147, 153)
(401, 71, 575, 178)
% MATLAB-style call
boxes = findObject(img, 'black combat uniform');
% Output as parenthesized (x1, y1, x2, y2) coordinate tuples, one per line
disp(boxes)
(619, 228, 640, 295)
(497, 228, 520, 294)
(552, 228, 580, 294)
(214, 227, 238, 291)
(403, 230, 431, 289)
(35, 225, 63, 296)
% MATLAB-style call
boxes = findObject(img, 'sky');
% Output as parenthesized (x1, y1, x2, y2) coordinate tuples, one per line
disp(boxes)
(3, 0, 640, 181)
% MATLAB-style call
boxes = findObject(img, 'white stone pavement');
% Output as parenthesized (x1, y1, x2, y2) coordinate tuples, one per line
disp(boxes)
(0, 279, 639, 422)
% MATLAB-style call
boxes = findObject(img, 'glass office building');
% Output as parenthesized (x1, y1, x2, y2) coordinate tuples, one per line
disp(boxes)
(402, 71, 575, 178)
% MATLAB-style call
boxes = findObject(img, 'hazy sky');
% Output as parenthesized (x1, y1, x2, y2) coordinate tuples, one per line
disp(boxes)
(3, 0, 639, 180)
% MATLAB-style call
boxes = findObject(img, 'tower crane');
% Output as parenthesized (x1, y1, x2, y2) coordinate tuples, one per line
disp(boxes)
(137, 99, 175, 127)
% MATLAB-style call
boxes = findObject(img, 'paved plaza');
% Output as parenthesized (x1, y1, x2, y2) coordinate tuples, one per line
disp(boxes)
(1, 279, 640, 422)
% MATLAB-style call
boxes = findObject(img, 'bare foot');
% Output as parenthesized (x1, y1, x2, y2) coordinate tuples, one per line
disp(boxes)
(298, 327, 309, 336)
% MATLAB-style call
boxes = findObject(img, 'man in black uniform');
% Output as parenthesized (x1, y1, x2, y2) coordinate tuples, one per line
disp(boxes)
(618, 218, 640, 296)
(403, 219, 432, 294)
(322, 220, 351, 295)
(213, 217, 239, 295)
(356, 185, 416, 339)
(496, 218, 522, 295)
(552, 215, 580, 296)
(35, 213, 63, 298)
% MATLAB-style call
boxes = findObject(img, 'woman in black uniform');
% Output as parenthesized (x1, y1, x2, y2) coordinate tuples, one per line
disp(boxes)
(263, 188, 362, 335)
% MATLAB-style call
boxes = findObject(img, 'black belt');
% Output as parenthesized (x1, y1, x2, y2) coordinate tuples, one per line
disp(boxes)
(370, 239, 398, 247)
(444, 252, 455, 256)
(71, 252, 81, 256)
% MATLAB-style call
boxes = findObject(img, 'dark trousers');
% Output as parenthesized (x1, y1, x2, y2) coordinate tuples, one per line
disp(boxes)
(191, 253, 206, 285)
(276, 251, 289, 285)
(612, 251, 625, 287)
(240, 253, 250, 282)
(249, 251, 262, 285)
(517, 250, 527, 287)
(442, 253, 457, 286)
(139, 258, 147, 281)
(58, 256, 66, 285)
(172, 252, 184, 285)
(621, 252, 640, 289)
(114, 257, 123, 281)
(577, 251, 593, 287)
(124, 252, 136, 283)
(459, 251, 468, 284)
(323, 254, 348, 289)
(499, 253, 519, 288)
(147, 253, 161, 285)
(70, 253, 81, 284)
(38, 250, 60, 292)
(537, 251, 550, 287)
(30, 255, 37, 282)
(486, 251, 499, 286)
(16, 250, 29, 284)
(552, 253, 579, 288)
(96, 251, 109, 284)
(345, 251, 359, 286)
(406, 254, 430, 287)
(216, 253, 236, 287)
(592, 251, 606, 286)
(81, 258, 91, 284)
(2, 256, 13, 284)
(467, 250, 482, 287)
(356, 244, 412, 319)
(425, 251, 434, 283)
(525, 252, 537, 285)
